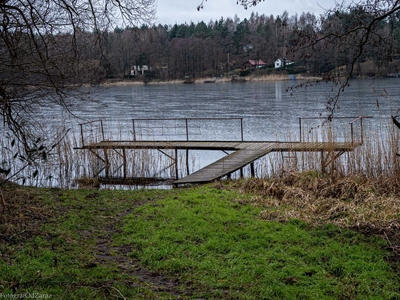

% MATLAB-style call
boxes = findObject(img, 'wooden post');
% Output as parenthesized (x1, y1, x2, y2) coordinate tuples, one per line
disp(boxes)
(240, 118, 244, 141)
(185, 119, 189, 141)
(299, 117, 302, 142)
(122, 149, 127, 179)
(80, 124, 84, 148)
(175, 149, 179, 180)
(104, 148, 110, 178)
(250, 162, 255, 177)
(321, 151, 325, 173)
(132, 119, 136, 141)
(186, 149, 190, 175)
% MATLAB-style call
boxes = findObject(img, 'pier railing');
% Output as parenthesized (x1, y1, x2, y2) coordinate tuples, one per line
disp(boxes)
(131, 117, 244, 141)
(78, 120, 105, 148)
(299, 116, 373, 146)
(77, 116, 372, 148)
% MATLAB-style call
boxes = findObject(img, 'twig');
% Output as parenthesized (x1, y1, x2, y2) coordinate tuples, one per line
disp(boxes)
(110, 287, 126, 300)
(384, 231, 393, 247)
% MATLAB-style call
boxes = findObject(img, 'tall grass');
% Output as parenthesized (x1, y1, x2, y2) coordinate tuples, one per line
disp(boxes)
(256, 116, 400, 179)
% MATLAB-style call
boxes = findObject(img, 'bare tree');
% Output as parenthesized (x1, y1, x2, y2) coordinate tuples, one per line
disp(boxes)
(299, 1, 399, 114)
(0, 0, 156, 183)
(198, 0, 265, 11)
(201, 1, 399, 93)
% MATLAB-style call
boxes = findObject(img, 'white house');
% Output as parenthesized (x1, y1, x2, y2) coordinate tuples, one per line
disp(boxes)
(131, 65, 150, 76)
(274, 58, 294, 69)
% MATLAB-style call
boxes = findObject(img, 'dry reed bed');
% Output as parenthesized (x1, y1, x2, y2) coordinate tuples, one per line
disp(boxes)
(222, 172, 400, 246)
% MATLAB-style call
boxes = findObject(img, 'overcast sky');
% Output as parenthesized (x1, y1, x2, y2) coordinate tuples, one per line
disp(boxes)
(155, 0, 337, 26)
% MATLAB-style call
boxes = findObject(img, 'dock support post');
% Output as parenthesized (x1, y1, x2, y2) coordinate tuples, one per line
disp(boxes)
(240, 168, 244, 178)
(186, 149, 190, 175)
(175, 149, 179, 180)
(122, 149, 127, 179)
(104, 148, 110, 178)
(321, 151, 325, 173)
(250, 162, 255, 177)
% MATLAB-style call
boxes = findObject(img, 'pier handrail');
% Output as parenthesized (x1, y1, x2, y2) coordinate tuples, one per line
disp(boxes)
(78, 120, 104, 148)
(349, 116, 373, 146)
(299, 116, 373, 145)
(131, 117, 244, 141)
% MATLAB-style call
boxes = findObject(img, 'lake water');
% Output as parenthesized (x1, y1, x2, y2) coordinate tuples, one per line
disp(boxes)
(69, 78, 399, 141)
(6, 78, 400, 187)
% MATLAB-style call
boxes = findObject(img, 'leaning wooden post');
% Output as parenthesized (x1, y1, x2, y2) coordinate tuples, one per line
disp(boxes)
(80, 123, 84, 148)
(100, 120, 105, 140)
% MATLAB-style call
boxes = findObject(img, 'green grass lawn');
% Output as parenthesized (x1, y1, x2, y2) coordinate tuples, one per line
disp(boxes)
(116, 186, 400, 299)
(1, 184, 399, 299)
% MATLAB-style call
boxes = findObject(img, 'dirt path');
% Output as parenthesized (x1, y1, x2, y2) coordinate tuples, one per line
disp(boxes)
(93, 209, 196, 298)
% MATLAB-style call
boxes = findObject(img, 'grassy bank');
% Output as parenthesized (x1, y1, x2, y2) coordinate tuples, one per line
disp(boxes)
(1, 175, 400, 299)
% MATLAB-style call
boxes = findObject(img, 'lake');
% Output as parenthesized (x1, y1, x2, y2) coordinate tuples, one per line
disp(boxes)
(69, 78, 399, 141)
(6, 78, 400, 187)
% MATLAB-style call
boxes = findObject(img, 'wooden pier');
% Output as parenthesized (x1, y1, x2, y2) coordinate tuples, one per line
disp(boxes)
(75, 116, 370, 186)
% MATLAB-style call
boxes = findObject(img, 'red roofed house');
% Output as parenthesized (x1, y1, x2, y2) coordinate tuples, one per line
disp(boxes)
(242, 59, 267, 70)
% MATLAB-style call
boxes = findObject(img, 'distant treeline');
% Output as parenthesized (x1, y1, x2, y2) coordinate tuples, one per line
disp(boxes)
(79, 10, 400, 82)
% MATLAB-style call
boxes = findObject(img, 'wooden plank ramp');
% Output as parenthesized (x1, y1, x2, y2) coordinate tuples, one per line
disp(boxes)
(76, 140, 361, 186)
(174, 146, 275, 185)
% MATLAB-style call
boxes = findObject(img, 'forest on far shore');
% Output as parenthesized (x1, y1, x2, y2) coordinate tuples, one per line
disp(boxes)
(84, 9, 400, 82)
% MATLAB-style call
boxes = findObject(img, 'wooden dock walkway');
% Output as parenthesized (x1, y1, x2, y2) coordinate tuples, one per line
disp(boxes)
(174, 148, 274, 185)
(75, 117, 369, 186)
(78, 140, 361, 185)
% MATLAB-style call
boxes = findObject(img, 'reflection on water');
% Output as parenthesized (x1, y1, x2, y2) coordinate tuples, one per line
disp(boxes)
(275, 81, 283, 101)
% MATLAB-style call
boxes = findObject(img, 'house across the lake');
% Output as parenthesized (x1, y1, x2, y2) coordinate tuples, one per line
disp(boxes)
(131, 65, 151, 76)
(274, 58, 294, 69)
(242, 60, 267, 70)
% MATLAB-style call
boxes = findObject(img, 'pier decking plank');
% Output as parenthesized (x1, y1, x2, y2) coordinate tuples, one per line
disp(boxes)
(174, 147, 275, 185)
(79, 140, 359, 153)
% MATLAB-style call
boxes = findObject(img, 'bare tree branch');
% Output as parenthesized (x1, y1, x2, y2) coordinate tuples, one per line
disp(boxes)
(0, 0, 156, 184)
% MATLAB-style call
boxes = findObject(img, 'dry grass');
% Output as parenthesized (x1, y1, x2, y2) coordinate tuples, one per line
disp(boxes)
(0, 184, 66, 244)
(221, 171, 400, 246)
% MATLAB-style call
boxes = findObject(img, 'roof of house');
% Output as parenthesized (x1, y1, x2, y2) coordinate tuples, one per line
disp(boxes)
(248, 59, 266, 66)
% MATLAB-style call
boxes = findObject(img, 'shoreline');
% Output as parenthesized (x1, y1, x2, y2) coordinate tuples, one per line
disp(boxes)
(99, 74, 323, 87)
